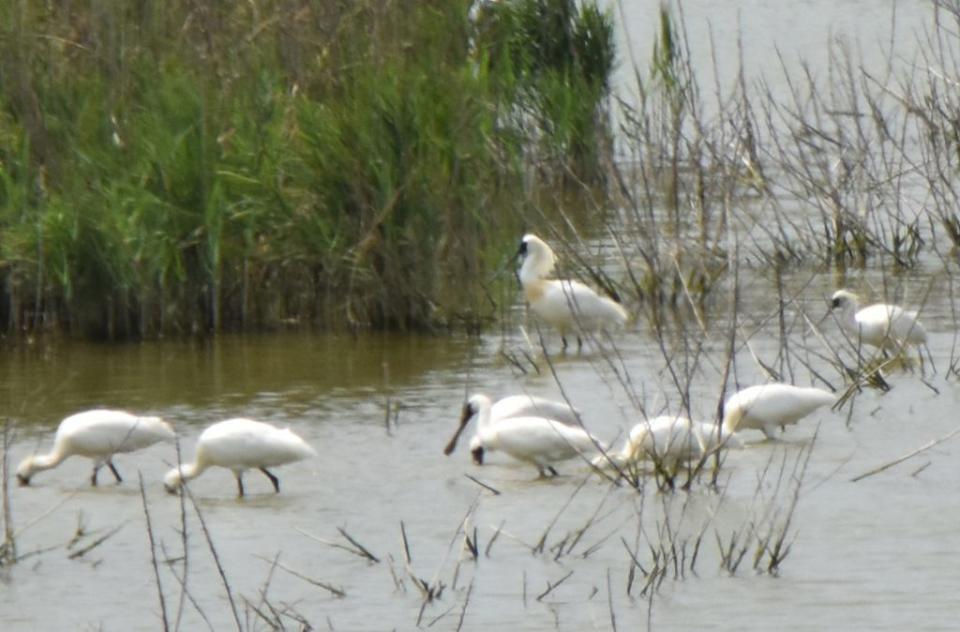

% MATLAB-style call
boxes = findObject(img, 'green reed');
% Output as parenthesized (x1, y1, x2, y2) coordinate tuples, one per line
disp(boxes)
(0, 0, 615, 339)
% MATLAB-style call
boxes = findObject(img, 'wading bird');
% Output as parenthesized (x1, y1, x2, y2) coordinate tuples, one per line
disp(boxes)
(830, 289, 927, 355)
(722, 383, 835, 439)
(603, 415, 738, 469)
(466, 393, 580, 465)
(16, 409, 174, 486)
(164, 418, 316, 497)
(444, 394, 603, 478)
(518, 234, 628, 350)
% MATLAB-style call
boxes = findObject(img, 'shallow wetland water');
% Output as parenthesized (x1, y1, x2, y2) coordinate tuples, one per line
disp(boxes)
(2, 267, 959, 630)
(2, 1, 958, 630)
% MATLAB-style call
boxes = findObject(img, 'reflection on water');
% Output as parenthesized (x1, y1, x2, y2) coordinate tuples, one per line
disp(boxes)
(1, 332, 479, 427)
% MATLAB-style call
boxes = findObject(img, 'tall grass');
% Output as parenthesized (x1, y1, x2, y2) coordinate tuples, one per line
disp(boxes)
(0, 0, 615, 339)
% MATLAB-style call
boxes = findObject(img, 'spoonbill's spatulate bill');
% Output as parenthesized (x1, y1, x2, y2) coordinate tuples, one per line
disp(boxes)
(722, 383, 835, 439)
(444, 394, 603, 478)
(830, 289, 927, 352)
(16, 409, 174, 486)
(465, 393, 580, 465)
(164, 418, 316, 497)
(518, 234, 628, 350)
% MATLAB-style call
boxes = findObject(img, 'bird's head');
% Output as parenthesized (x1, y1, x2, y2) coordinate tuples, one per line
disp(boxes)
(468, 433, 485, 465)
(830, 289, 859, 311)
(163, 468, 184, 494)
(15, 457, 34, 486)
(517, 234, 556, 280)
(443, 394, 488, 456)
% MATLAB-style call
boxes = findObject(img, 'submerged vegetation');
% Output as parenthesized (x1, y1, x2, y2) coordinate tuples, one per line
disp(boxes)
(0, 0, 614, 338)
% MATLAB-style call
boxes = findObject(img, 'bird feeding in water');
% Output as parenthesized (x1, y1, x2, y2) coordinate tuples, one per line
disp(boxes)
(829, 289, 928, 360)
(601, 414, 739, 470)
(722, 383, 835, 440)
(517, 234, 628, 350)
(16, 409, 175, 486)
(465, 393, 581, 466)
(444, 393, 603, 478)
(164, 418, 316, 497)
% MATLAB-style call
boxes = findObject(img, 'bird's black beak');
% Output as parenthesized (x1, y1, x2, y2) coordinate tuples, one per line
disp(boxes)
(444, 403, 474, 456)
(16, 474, 29, 486)
(471, 446, 485, 465)
(516, 239, 528, 258)
(830, 297, 841, 309)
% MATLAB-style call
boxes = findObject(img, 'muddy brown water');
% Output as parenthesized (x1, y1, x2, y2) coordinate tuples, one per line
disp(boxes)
(2, 266, 958, 631)
(2, 3, 957, 631)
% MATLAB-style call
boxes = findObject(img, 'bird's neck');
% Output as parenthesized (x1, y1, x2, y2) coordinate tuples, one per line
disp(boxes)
(720, 412, 740, 435)
(522, 279, 547, 303)
(27, 451, 63, 475)
(839, 304, 860, 331)
(176, 461, 204, 483)
(476, 404, 494, 434)
(520, 253, 554, 287)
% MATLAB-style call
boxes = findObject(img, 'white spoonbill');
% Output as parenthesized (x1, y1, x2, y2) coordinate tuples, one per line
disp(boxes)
(164, 418, 316, 497)
(466, 393, 580, 465)
(444, 394, 603, 478)
(518, 234, 628, 350)
(722, 383, 835, 439)
(830, 289, 927, 352)
(16, 409, 174, 486)
(603, 415, 739, 469)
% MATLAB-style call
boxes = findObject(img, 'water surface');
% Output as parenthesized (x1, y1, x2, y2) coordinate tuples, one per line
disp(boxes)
(2, 3, 958, 631)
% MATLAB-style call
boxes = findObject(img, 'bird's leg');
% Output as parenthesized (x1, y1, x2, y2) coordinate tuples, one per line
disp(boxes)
(561, 335, 569, 351)
(259, 467, 280, 493)
(235, 472, 245, 497)
(761, 426, 778, 441)
(576, 335, 583, 351)
(90, 464, 101, 486)
(547, 465, 559, 477)
(107, 459, 123, 484)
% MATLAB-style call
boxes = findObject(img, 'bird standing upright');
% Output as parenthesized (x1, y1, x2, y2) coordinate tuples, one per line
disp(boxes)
(830, 289, 927, 353)
(517, 234, 628, 350)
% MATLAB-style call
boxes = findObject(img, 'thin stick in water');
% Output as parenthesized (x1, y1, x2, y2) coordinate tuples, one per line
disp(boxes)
(139, 473, 170, 632)
(851, 425, 960, 482)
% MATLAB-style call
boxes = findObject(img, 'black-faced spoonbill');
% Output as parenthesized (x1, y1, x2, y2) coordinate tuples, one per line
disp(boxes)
(722, 383, 835, 440)
(16, 409, 174, 486)
(466, 393, 580, 465)
(602, 415, 739, 469)
(164, 418, 316, 497)
(444, 393, 603, 478)
(830, 289, 927, 355)
(517, 234, 628, 350)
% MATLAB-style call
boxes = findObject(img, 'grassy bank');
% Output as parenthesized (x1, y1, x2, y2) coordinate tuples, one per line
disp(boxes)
(0, 0, 614, 339)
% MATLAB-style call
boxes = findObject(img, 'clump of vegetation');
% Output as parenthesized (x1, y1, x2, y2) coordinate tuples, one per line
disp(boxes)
(0, 0, 615, 339)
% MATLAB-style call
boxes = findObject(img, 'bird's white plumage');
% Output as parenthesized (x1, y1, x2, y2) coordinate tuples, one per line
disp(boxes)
(722, 383, 835, 438)
(164, 418, 316, 496)
(490, 394, 580, 424)
(518, 234, 628, 347)
(830, 289, 927, 350)
(607, 415, 737, 468)
(445, 393, 603, 477)
(17, 409, 174, 485)
(467, 394, 580, 459)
